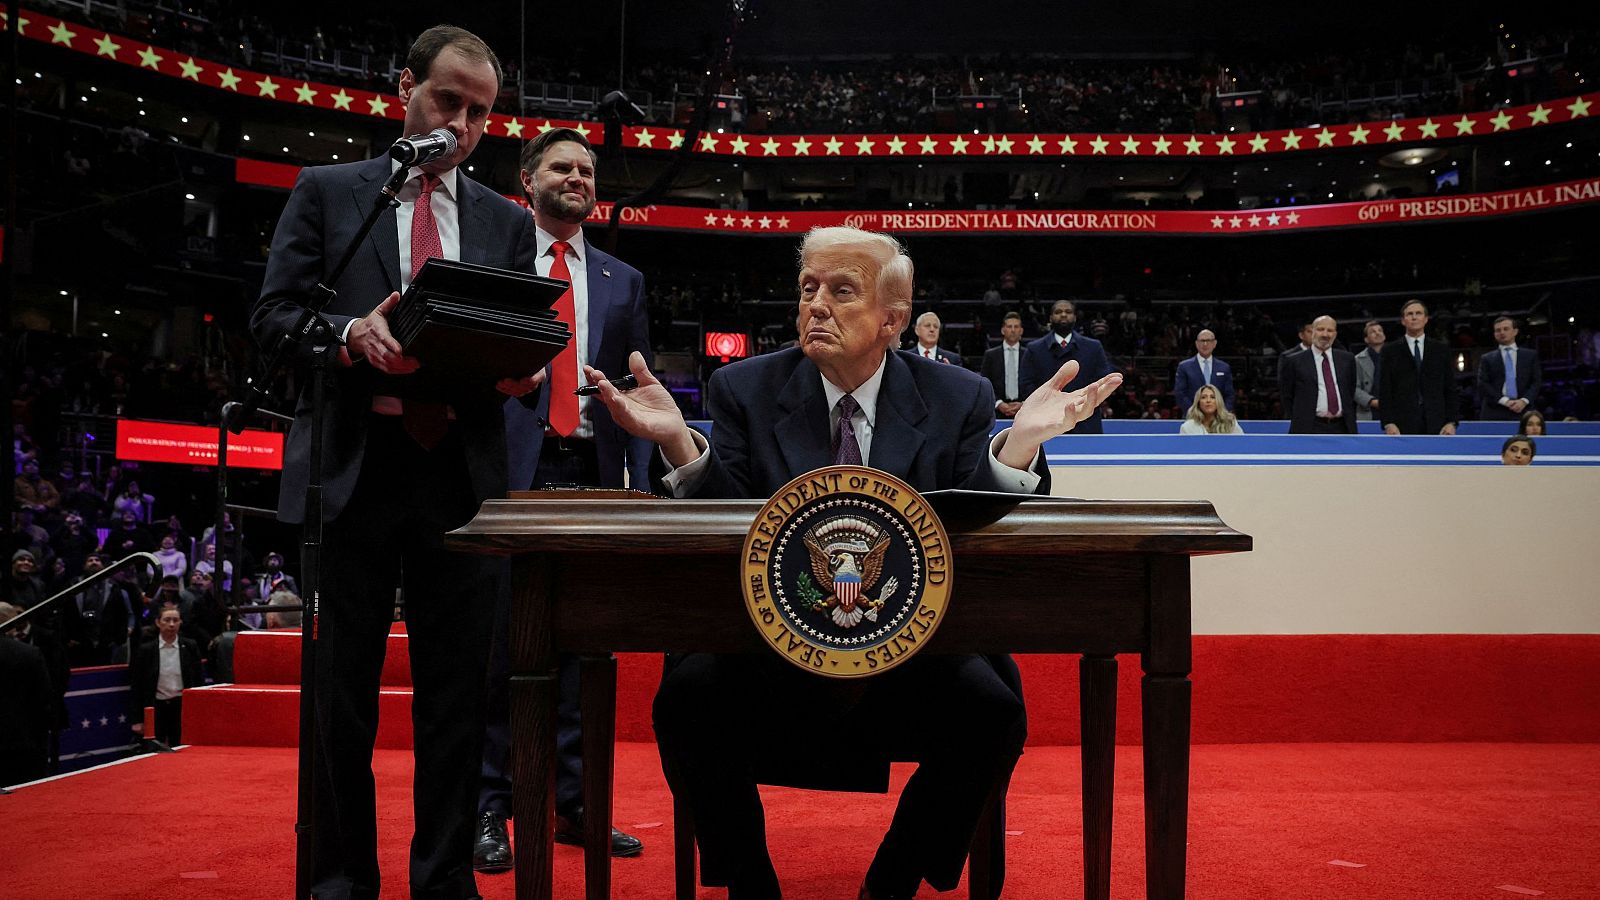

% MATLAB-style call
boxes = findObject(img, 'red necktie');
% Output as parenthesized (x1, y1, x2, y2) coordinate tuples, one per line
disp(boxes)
(546, 241, 579, 436)
(1321, 352, 1340, 418)
(402, 173, 448, 450)
(409, 173, 442, 282)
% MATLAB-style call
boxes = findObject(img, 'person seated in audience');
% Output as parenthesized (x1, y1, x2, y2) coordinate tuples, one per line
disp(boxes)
(265, 591, 303, 630)
(193, 542, 233, 593)
(111, 480, 155, 523)
(14, 459, 62, 520)
(50, 511, 98, 578)
(910, 312, 961, 364)
(1518, 409, 1546, 436)
(1179, 384, 1244, 434)
(1500, 435, 1535, 466)
(153, 533, 188, 579)
(110, 509, 155, 557)
(61, 476, 107, 529)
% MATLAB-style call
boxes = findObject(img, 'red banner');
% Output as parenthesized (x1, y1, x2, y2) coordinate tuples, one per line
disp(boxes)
(4, 6, 599, 144)
(236, 157, 1600, 235)
(116, 419, 283, 471)
(9, 6, 1595, 159)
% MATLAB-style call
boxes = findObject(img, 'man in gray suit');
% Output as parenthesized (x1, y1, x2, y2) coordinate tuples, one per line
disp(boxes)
(1354, 319, 1385, 421)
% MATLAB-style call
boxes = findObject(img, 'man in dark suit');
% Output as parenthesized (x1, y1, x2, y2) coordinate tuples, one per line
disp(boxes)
(589, 227, 1121, 900)
(1379, 299, 1458, 435)
(0, 607, 55, 785)
(1018, 300, 1112, 434)
(1475, 316, 1541, 421)
(1172, 329, 1234, 414)
(248, 26, 540, 900)
(1282, 316, 1358, 434)
(128, 605, 203, 745)
(476, 128, 650, 872)
(65, 553, 135, 666)
(980, 311, 1026, 418)
(909, 312, 962, 364)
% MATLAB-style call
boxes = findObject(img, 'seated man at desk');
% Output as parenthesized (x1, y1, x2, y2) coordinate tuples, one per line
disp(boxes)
(586, 226, 1120, 899)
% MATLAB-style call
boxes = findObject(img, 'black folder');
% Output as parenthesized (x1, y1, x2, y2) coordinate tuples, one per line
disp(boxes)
(394, 258, 573, 382)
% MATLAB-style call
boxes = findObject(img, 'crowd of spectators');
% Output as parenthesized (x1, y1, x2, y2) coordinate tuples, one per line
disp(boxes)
(29, 1, 1598, 134)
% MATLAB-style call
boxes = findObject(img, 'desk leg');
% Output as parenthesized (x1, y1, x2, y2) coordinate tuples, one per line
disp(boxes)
(580, 654, 618, 900)
(510, 670, 557, 900)
(1080, 654, 1117, 900)
(510, 556, 557, 900)
(1142, 556, 1192, 900)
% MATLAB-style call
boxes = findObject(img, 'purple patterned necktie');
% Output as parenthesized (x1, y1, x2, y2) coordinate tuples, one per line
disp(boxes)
(1321, 351, 1340, 418)
(832, 395, 863, 466)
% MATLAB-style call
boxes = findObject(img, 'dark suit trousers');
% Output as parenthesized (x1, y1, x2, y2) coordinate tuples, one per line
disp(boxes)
(654, 652, 1026, 893)
(310, 417, 495, 900)
(480, 439, 601, 821)
(153, 696, 182, 745)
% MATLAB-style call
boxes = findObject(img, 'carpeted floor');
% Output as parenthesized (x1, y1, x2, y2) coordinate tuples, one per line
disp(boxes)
(5, 742, 1598, 899)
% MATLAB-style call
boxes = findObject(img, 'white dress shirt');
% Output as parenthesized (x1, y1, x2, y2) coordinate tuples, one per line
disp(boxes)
(156, 637, 184, 701)
(395, 163, 462, 292)
(536, 226, 596, 439)
(662, 353, 1043, 495)
(1312, 348, 1341, 417)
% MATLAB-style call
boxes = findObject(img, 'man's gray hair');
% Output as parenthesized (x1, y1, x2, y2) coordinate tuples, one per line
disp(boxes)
(798, 227, 914, 334)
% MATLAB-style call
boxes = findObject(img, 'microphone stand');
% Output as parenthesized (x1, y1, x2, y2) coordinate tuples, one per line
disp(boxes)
(228, 159, 416, 900)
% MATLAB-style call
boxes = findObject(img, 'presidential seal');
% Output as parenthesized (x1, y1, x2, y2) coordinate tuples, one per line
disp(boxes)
(741, 465, 952, 678)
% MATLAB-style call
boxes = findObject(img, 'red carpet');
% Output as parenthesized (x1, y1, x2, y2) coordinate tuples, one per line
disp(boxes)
(186, 633, 1600, 748)
(5, 742, 1597, 899)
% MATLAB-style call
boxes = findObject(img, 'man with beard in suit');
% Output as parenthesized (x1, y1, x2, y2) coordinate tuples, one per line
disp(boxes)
(588, 227, 1121, 900)
(1379, 299, 1458, 435)
(1018, 300, 1112, 434)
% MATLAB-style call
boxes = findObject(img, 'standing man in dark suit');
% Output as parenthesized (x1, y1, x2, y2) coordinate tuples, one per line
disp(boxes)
(476, 128, 649, 873)
(1019, 299, 1112, 434)
(980, 311, 1026, 419)
(909, 312, 962, 364)
(1475, 316, 1541, 421)
(1282, 316, 1358, 434)
(128, 605, 203, 746)
(0, 604, 55, 785)
(249, 25, 541, 900)
(1172, 329, 1234, 414)
(1379, 299, 1458, 435)
(589, 226, 1121, 900)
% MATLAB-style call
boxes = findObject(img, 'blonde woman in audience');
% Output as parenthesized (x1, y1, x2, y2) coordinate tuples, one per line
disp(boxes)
(1179, 384, 1244, 434)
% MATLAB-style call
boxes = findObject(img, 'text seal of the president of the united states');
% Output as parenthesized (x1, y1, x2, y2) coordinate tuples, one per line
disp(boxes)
(741, 465, 953, 678)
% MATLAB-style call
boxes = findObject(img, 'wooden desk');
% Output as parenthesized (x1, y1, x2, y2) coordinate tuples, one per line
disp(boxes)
(449, 497, 1250, 900)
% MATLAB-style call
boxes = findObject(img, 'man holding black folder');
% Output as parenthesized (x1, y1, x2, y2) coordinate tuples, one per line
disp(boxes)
(250, 25, 541, 900)
(475, 128, 653, 871)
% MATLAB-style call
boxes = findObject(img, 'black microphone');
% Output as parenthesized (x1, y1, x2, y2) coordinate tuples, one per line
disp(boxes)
(389, 128, 458, 166)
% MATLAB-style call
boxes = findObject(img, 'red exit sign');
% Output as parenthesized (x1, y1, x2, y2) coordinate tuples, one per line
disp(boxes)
(116, 419, 284, 471)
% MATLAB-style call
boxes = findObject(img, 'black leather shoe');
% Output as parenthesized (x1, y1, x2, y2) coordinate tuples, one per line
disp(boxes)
(858, 878, 917, 899)
(473, 812, 513, 873)
(554, 813, 644, 858)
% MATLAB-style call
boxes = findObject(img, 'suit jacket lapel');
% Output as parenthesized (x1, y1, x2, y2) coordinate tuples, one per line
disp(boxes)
(773, 357, 833, 476)
(865, 354, 927, 481)
(456, 177, 490, 266)
(351, 158, 400, 294)
(585, 245, 613, 360)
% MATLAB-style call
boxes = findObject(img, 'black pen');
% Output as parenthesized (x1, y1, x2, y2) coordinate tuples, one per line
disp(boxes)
(575, 374, 639, 396)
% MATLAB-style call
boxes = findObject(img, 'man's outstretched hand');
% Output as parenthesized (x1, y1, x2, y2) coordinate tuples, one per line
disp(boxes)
(997, 359, 1123, 470)
(586, 351, 699, 467)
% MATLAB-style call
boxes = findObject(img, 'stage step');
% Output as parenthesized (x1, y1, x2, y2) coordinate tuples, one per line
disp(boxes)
(183, 684, 415, 749)
(233, 626, 412, 686)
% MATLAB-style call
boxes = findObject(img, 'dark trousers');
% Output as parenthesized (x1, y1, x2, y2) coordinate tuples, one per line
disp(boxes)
(153, 696, 182, 746)
(653, 653, 1026, 894)
(309, 419, 496, 900)
(480, 437, 600, 821)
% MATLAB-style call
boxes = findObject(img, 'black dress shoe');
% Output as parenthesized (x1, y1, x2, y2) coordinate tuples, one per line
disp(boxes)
(554, 813, 644, 858)
(473, 812, 513, 873)
(858, 878, 917, 900)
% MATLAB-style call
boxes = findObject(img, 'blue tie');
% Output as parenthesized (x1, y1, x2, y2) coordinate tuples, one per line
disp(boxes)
(1503, 348, 1517, 400)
